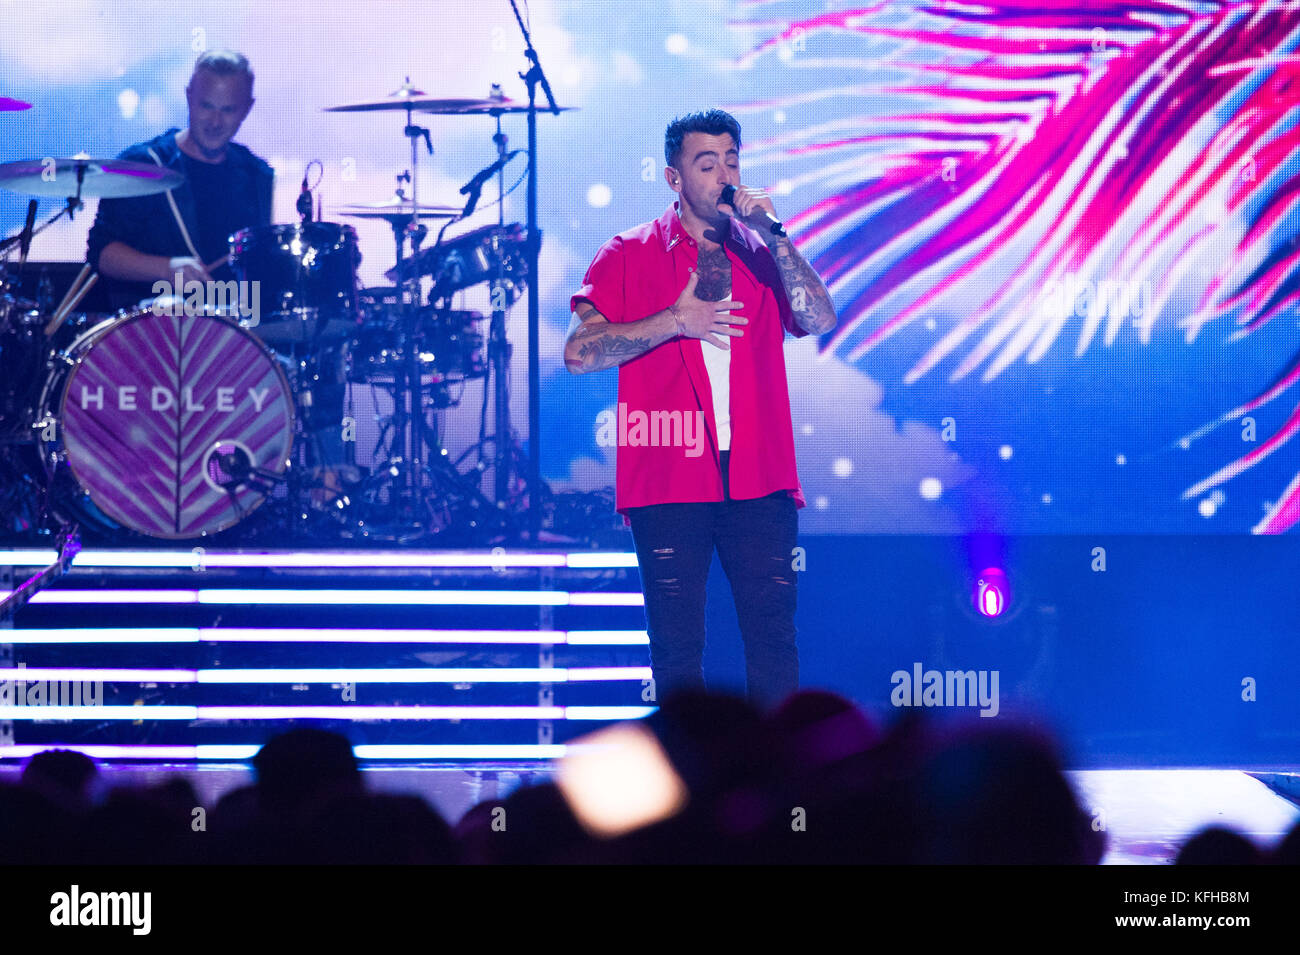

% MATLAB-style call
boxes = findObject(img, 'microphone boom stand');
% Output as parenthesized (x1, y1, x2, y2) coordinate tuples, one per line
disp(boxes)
(507, 0, 559, 544)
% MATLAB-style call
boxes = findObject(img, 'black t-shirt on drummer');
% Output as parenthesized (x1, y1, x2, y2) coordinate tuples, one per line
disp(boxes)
(183, 154, 259, 282)
(86, 128, 274, 310)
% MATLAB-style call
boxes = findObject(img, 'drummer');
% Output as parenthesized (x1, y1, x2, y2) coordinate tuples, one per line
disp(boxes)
(86, 49, 273, 311)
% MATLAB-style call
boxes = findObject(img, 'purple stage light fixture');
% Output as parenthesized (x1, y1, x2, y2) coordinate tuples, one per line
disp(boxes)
(973, 567, 1010, 618)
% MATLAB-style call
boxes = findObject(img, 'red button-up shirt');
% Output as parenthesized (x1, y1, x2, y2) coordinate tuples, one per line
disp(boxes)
(571, 202, 808, 514)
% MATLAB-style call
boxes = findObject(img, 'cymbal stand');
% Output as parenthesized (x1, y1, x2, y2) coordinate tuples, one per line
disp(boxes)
(0, 180, 85, 261)
(488, 109, 514, 510)
(385, 94, 433, 528)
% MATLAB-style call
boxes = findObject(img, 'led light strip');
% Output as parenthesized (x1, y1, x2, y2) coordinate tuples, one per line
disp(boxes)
(0, 743, 568, 760)
(0, 666, 653, 683)
(2, 667, 197, 682)
(0, 628, 649, 644)
(0, 588, 643, 606)
(1, 590, 196, 604)
(566, 630, 651, 646)
(564, 552, 639, 569)
(0, 550, 59, 564)
(0, 549, 638, 569)
(0, 704, 658, 720)
(566, 592, 645, 606)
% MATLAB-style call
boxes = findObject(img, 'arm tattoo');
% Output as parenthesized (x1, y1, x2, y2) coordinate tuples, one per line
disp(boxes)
(564, 303, 672, 373)
(766, 236, 838, 335)
(567, 327, 655, 372)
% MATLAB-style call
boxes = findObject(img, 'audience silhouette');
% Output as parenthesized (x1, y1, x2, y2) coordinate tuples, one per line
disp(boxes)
(1, 693, 1294, 864)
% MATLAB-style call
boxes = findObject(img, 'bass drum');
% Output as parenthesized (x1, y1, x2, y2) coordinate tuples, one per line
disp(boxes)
(37, 305, 295, 539)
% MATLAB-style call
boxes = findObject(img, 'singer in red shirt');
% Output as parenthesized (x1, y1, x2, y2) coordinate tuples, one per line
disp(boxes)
(566, 109, 836, 709)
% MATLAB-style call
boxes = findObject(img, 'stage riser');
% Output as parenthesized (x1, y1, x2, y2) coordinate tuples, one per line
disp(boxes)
(5, 536, 1299, 765)
(1, 552, 649, 756)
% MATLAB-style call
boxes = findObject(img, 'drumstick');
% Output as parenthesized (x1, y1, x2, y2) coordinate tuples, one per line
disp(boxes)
(46, 273, 97, 336)
(206, 254, 230, 274)
(46, 266, 94, 334)
(50, 263, 91, 324)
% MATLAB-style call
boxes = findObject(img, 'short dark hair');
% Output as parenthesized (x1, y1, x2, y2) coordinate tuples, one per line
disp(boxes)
(665, 109, 741, 170)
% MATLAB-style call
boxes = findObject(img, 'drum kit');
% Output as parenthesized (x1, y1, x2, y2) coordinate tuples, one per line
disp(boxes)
(0, 79, 571, 545)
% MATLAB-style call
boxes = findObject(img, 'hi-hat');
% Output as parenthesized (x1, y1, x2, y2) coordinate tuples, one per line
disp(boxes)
(0, 155, 185, 198)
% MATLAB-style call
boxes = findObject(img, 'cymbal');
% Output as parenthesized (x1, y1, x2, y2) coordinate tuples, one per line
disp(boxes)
(327, 95, 507, 114)
(424, 97, 577, 115)
(324, 80, 502, 114)
(336, 198, 461, 222)
(1, 96, 32, 112)
(0, 155, 185, 198)
(324, 81, 575, 115)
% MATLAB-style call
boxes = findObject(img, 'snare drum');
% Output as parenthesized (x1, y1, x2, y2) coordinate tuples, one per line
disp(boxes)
(37, 304, 294, 538)
(229, 222, 361, 345)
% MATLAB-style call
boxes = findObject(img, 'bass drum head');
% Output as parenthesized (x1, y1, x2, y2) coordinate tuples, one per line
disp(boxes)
(46, 307, 294, 539)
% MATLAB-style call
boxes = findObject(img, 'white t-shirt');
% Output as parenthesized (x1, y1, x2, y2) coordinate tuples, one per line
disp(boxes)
(700, 286, 732, 451)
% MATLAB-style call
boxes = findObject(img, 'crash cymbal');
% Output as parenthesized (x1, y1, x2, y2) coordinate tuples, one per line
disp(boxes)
(324, 80, 502, 114)
(336, 198, 461, 222)
(327, 95, 506, 114)
(0, 155, 185, 198)
(1, 96, 32, 112)
(324, 81, 574, 116)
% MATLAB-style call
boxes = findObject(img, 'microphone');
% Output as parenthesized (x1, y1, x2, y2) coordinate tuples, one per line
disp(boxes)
(210, 445, 277, 492)
(18, 198, 37, 268)
(459, 149, 525, 196)
(461, 182, 484, 219)
(297, 172, 313, 223)
(719, 184, 786, 238)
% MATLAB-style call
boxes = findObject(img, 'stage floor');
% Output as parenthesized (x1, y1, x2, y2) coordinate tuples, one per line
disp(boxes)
(2, 763, 1294, 865)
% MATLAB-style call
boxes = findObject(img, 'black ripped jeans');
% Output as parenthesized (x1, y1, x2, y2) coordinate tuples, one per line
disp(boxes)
(626, 454, 799, 710)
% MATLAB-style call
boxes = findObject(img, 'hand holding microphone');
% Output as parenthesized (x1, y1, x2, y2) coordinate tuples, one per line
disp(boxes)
(717, 183, 787, 237)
